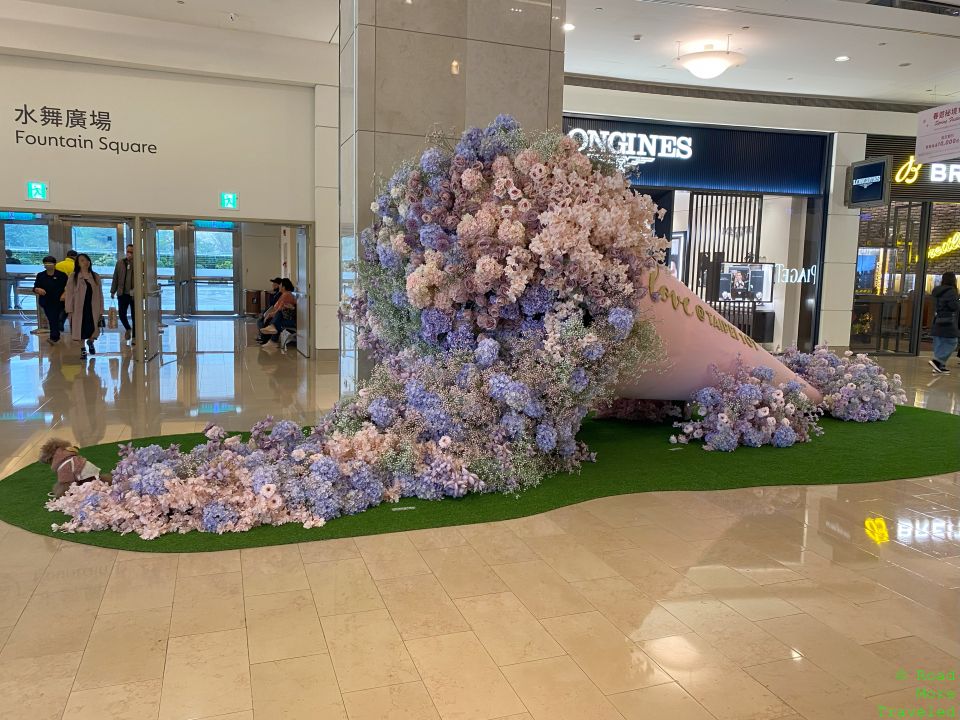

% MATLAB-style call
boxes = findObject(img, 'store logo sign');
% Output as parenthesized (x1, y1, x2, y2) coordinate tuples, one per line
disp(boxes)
(893, 155, 960, 185)
(930, 163, 960, 183)
(774, 264, 817, 283)
(894, 156, 923, 184)
(566, 127, 693, 170)
(928, 231, 960, 260)
(852, 174, 882, 189)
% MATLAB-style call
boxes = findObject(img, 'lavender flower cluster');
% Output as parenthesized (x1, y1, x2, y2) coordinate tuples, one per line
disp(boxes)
(670, 360, 824, 452)
(779, 345, 907, 422)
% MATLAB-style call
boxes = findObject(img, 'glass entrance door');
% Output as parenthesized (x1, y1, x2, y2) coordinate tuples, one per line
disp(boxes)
(850, 201, 924, 354)
(193, 225, 240, 314)
(0, 213, 49, 314)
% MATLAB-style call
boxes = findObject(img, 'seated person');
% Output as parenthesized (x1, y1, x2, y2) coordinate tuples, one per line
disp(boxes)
(257, 278, 296, 344)
(256, 277, 283, 332)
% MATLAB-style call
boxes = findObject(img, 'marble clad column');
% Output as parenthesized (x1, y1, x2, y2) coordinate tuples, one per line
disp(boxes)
(339, 0, 566, 389)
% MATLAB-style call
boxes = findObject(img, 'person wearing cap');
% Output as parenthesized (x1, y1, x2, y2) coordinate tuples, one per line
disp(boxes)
(33, 255, 69, 344)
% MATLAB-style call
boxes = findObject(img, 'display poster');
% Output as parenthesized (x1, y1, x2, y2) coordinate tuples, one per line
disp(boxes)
(916, 102, 960, 164)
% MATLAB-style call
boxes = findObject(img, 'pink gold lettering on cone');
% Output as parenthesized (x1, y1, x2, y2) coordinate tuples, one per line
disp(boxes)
(616, 267, 823, 403)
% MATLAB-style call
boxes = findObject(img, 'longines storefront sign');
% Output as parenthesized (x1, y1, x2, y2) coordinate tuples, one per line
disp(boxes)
(563, 115, 831, 196)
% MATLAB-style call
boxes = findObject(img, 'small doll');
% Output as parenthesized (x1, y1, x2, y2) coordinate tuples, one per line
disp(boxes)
(39, 438, 112, 499)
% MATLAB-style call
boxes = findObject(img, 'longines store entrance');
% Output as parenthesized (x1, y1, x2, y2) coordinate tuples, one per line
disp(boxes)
(564, 115, 832, 351)
(0, 211, 313, 360)
(850, 135, 960, 355)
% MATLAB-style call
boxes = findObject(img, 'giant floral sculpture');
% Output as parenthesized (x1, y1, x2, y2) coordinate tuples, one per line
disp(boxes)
(47, 116, 830, 538)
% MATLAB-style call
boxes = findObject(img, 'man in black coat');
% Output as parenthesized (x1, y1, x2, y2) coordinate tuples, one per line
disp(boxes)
(32, 255, 69, 344)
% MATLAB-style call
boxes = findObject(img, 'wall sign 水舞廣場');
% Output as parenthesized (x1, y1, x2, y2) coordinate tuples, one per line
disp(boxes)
(11, 104, 158, 155)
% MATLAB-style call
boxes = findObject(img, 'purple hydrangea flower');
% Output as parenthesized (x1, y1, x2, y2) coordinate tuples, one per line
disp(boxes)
(520, 284, 555, 317)
(474, 338, 500, 368)
(201, 502, 238, 533)
(772, 425, 797, 448)
(376, 243, 402, 270)
(535, 424, 558, 452)
(420, 147, 448, 175)
(368, 396, 397, 429)
(488, 373, 512, 401)
(607, 307, 635, 340)
(750, 366, 775, 383)
(419, 224, 450, 252)
(583, 342, 605, 362)
(419, 308, 452, 345)
(500, 411, 525, 438)
(569, 368, 589, 393)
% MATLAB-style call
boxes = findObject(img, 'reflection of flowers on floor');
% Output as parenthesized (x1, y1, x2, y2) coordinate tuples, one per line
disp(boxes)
(49, 116, 670, 538)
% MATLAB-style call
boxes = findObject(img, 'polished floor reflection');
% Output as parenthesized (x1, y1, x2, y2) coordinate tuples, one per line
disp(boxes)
(0, 323, 959, 720)
(0, 318, 338, 480)
(1, 476, 958, 720)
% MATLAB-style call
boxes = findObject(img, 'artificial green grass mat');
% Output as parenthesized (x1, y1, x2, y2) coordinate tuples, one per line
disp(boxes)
(1, 406, 957, 552)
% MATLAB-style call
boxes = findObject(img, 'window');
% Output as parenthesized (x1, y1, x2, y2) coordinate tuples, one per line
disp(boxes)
(3, 222, 49, 312)
(194, 230, 234, 312)
(71, 225, 119, 277)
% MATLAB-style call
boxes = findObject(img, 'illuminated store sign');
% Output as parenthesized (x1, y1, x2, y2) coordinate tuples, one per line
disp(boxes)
(928, 231, 960, 260)
(563, 115, 829, 196)
(869, 135, 960, 203)
(566, 127, 693, 170)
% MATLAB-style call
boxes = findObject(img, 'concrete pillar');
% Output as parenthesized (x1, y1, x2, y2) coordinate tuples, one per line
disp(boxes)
(338, 0, 566, 387)
(314, 83, 341, 353)
(818, 132, 866, 350)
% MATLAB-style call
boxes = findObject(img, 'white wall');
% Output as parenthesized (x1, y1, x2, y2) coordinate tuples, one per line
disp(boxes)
(240, 223, 281, 291)
(0, 0, 336, 86)
(0, 56, 317, 222)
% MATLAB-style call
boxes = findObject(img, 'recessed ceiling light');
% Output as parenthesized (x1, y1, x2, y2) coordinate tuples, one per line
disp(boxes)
(899, 62, 912, 67)
(510, 7, 523, 12)
(835, 55, 850, 62)
(787, 76, 794, 81)
(595, 6, 604, 11)
(741, 25, 750, 30)
(878, 42, 887, 46)
(450, 60, 460, 75)
(633, 33, 643, 41)
(562, 22, 575, 32)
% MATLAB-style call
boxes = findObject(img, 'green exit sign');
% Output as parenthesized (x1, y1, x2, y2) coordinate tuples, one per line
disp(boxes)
(219, 192, 239, 211)
(26, 181, 49, 201)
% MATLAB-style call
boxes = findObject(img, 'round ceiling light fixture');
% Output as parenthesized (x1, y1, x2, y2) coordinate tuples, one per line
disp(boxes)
(835, 55, 850, 62)
(561, 22, 576, 32)
(675, 38, 745, 79)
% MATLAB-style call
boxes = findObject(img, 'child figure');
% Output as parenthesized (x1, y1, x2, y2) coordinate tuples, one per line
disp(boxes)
(39, 438, 112, 498)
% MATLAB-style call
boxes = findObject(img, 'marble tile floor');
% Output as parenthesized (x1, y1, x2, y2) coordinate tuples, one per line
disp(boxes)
(0, 318, 339, 479)
(1, 475, 959, 720)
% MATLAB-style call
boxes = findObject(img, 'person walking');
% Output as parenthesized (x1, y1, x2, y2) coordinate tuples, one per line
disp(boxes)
(65, 253, 104, 358)
(111, 243, 136, 344)
(929, 271, 958, 375)
(32, 255, 68, 344)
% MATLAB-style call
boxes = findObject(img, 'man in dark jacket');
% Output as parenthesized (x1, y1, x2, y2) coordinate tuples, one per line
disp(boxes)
(33, 255, 68, 344)
(929, 271, 958, 374)
(111, 244, 135, 343)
